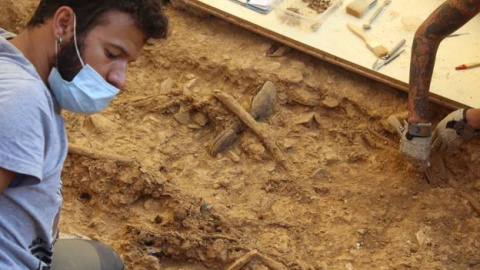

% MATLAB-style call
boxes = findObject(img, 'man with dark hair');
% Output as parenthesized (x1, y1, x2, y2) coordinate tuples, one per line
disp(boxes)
(0, 0, 167, 269)
(399, 0, 480, 170)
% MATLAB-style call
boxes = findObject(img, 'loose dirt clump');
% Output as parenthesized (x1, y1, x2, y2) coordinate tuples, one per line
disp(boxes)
(3, 1, 480, 270)
(303, 0, 331, 13)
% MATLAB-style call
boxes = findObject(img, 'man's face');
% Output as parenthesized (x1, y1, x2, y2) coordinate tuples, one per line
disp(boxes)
(57, 11, 146, 89)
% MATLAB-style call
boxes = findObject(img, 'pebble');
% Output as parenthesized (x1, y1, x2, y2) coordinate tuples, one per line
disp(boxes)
(311, 168, 331, 180)
(267, 62, 282, 70)
(291, 88, 320, 106)
(474, 180, 480, 191)
(192, 112, 209, 126)
(326, 74, 334, 84)
(174, 209, 188, 221)
(185, 73, 197, 80)
(323, 151, 340, 165)
(356, 229, 367, 235)
(322, 96, 340, 108)
(264, 162, 276, 173)
(227, 151, 240, 163)
(187, 124, 202, 130)
(173, 108, 191, 125)
(294, 113, 316, 126)
(162, 61, 171, 69)
(160, 77, 175, 94)
(185, 78, 198, 89)
(200, 198, 213, 212)
(144, 255, 161, 270)
(85, 114, 117, 134)
(283, 138, 298, 150)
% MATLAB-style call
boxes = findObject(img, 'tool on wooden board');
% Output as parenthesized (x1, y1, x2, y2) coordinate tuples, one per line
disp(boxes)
(346, 0, 378, 18)
(363, 0, 392, 30)
(372, 38, 406, 70)
(455, 61, 480, 70)
(447, 32, 469, 38)
(346, 22, 388, 58)
(230, 0, 272, 14)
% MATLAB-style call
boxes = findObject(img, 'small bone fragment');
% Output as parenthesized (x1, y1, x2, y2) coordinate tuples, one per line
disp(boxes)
(226, 250, 288, 270)
(226, 250, 258, 270)
(68, 145, 137, 166)
(210, 81, 276, 156)
(213, 91, 296, 175)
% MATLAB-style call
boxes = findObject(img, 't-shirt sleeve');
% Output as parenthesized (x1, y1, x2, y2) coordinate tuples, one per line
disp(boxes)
(0, 78, 49, 185)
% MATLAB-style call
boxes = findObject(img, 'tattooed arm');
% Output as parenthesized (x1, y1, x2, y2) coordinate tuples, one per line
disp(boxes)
(408, 0, 480, 123)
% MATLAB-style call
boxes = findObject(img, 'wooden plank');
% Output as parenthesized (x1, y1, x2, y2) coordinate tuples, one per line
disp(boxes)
(183, 0, 480, 109)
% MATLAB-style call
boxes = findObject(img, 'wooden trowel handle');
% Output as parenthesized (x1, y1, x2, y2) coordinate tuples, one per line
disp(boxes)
(347, 23, 368, 42)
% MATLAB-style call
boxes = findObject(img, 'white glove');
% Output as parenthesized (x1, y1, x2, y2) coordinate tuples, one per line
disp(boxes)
(432, 109, 479, 154)
(399, 122, 432, 172)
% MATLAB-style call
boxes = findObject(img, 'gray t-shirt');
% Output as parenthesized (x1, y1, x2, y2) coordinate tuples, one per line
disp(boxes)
(0, 29, 68, 269)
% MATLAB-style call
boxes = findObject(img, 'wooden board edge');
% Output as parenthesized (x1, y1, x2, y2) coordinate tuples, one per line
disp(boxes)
(181, 0, 463, 110)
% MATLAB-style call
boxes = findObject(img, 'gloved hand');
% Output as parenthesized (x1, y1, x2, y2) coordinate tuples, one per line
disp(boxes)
(399, 122, 432, 171)
(432, 109, 479, 154)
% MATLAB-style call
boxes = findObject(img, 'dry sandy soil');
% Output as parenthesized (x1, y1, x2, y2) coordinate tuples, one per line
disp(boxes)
(2, 1, 480, 269)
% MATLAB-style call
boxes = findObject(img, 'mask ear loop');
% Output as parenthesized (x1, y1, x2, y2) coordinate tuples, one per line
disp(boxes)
(73, 13, 85, 67)
(55, 35, 62, 68)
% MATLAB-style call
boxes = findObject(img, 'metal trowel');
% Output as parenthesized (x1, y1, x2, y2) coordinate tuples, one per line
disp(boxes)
(387, 114, 446, 184)
(424, 154, 447, 184)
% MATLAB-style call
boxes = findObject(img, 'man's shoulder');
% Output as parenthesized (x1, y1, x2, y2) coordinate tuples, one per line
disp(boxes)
(0, 40, 40, 82)
(0, 55, 37, 78)
(0, 66, 46, 94)
(0, 60, 51, 112)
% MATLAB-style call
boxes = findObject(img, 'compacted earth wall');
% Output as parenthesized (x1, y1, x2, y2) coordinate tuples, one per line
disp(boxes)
(2, 1, 480, 269)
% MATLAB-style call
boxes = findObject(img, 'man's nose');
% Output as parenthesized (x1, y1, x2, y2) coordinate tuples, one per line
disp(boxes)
(107, 64, 127, 89)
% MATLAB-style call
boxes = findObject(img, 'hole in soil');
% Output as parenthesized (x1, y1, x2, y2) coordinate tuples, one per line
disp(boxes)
(145, 240, 154, 246)
(78, 192, 92, 202)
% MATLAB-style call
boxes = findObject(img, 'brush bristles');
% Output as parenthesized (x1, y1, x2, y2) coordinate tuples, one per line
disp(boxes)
(366, 41, 388, 57)
(346, 0, 370, 18)
(372, 46, 388, 58)
(346, 6, 363, 18)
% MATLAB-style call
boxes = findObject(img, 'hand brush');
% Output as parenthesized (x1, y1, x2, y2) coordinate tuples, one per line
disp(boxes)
(347, 22, 388, 58)
(346, 0, 378, 18)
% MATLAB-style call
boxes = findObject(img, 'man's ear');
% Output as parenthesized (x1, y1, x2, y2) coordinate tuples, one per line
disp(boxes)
(51, 6, 75, 44)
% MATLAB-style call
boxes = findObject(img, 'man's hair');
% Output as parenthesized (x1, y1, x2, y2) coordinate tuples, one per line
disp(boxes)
(27, 0, 168, 40)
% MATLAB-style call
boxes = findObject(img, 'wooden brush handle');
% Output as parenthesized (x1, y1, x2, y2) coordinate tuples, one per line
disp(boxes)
(466, 62, 480, 68)
(347, 23, 369, 42)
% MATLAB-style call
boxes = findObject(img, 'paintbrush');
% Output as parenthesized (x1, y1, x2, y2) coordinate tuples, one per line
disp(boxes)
(346, 0, 378, 18)
(455, 61, 480, 70)
(347, 23, 388, 57)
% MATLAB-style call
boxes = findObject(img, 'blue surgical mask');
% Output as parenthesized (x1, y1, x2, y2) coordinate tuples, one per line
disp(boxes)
(48, 14, 119, 114)
(48, 66, 119, 113)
